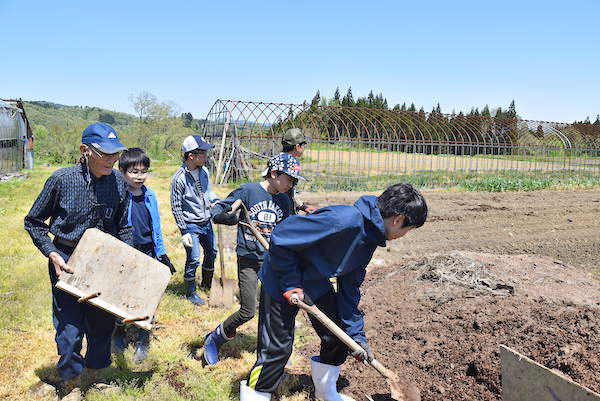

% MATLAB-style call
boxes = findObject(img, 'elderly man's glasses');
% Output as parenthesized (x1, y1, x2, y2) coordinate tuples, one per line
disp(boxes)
(88, 146, 121, 160)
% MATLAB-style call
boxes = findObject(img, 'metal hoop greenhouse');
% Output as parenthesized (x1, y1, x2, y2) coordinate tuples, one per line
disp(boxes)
(202, 99, 600, 190)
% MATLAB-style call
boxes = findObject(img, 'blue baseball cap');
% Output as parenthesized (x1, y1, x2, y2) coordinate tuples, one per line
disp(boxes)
(81, 122, 126, 154)
(265, 152, 307, 181)
(182, 135, 215, 152)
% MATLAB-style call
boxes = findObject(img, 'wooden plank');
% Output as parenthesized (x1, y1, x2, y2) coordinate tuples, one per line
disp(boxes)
(501, 345, 600, 401)
(55, 228, 172, 330)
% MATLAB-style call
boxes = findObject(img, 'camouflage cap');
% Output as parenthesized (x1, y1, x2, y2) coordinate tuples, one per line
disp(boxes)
(281, 128, 306, 147)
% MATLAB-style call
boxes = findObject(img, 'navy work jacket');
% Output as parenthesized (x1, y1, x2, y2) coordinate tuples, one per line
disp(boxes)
(259, 195, 387, 342)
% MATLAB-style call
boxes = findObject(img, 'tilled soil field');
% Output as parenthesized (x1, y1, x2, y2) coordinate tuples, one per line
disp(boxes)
(282, 189, 600, 401)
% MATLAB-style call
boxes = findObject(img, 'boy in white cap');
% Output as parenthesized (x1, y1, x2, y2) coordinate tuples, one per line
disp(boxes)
(170, 135, 221, 306)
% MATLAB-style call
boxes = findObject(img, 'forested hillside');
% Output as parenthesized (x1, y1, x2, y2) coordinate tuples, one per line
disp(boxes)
(24, 101, 136, 130)
(24, 93, 203, 164)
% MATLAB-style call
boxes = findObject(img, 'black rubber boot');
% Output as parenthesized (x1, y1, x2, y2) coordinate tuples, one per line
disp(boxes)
(185, 280, 205, 305)
(200, 268, 214, 290)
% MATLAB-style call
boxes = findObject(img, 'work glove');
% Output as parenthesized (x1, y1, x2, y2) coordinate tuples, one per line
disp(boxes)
(213, 211, 239, 226)
(158, 254, 176, 274)
(283, 288, 313, 306)
(181, 233, 193, 248)
(351, 340, 374, 363)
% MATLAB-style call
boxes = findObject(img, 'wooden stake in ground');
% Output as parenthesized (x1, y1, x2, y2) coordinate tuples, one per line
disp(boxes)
(209, 199, 242, 308)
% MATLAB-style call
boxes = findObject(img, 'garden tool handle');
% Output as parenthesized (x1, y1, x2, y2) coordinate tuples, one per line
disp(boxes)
(214, 199, 242, 285)
(230, 199, 243, 213)
(237, 201, 271, 250)
(216, 224, 226, 285)
(293, 298, 396, 380)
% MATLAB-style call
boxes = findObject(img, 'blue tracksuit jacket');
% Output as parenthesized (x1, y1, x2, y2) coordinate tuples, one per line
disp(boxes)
(259, 195, 387, 342)
(127, 185, 167, 257)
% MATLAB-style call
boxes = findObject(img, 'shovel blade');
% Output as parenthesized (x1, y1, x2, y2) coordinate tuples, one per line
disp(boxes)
(209, 277, 236, 308)
(387, 375, 421, 401)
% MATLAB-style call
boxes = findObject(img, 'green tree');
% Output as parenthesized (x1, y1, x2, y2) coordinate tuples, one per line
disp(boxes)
(507, 100, 517, 118)
(367, 91, 375, 107)
(129, 91, 157, 123)
(181, 112, 193, 128)
(98, 112, 115, 125)
(333, 87, 341, 105)
(342, 87, 355, 107)
(311, 90, 321, 108)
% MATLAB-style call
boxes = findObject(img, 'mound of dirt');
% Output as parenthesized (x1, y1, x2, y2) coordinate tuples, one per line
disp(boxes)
(294, 252, 600, 401)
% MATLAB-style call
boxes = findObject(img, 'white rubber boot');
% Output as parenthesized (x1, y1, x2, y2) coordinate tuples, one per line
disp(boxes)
(240, 380, 272, 401)
(311, 356, 355, 401)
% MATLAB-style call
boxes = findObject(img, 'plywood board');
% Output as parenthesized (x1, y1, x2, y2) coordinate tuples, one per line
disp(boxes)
(55, 228, 172, 330)
(501, 345, 600, 401)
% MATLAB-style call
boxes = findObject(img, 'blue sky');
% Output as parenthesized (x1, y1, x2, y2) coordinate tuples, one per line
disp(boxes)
(1, 0, 599, 122)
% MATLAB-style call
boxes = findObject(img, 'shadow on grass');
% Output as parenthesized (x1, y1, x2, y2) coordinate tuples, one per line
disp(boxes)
(185, 332, 258, 367)
(165, 280, 211, 300)
(165, 280, 187, 297)
(33, 357, 156, 389)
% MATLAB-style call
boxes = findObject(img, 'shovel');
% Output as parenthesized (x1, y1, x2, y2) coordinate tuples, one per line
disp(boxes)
(209, 200, 243, 308)
(293, 299, 421, 401)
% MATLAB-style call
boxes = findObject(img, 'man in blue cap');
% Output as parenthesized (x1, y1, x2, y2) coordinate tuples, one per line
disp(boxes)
(170, 135, 221, 305)
(25, 122, 133, 399)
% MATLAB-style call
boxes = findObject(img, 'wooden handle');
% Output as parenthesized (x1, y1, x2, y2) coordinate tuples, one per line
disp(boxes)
(294, 299, 394, 380)
(237, 201, 271, 250)
(77, 292, 100, 303)
(231, 199, 243, 213)
(216, 224, 226, 282)
(122, 315, 149, 324)
(239, 222, 270, 250)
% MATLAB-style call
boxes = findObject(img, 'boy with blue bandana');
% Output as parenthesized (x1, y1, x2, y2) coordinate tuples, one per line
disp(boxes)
(202, 153, 303, 366)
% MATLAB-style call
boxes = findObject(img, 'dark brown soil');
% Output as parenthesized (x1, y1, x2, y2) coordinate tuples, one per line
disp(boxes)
(284, 189, 600, 401)
(292, 252, 600, 401)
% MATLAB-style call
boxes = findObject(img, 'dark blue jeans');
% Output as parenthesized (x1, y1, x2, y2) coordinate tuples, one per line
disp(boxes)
(183, 222, 216, 282)
(49, 242, 115, 381)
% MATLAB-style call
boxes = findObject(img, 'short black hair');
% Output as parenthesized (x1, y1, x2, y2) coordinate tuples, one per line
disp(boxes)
(119, 147, 150, 171)
(282, 142, 306, 153)
(377, 183, 428, 228)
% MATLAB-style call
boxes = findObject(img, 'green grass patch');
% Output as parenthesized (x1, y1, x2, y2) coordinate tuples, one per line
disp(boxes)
(298, 169, 600, 192)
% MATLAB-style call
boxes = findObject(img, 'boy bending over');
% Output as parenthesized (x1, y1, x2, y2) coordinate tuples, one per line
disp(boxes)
(241, 183, 428, 401)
